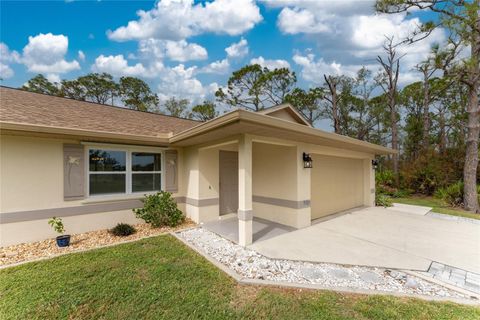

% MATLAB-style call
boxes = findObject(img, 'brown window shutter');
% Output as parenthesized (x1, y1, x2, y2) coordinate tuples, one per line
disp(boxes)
(64, 144, 85, 200)
(165, 150, 178, 193)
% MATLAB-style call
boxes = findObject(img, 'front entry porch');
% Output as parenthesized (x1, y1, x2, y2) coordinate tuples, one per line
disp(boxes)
(202, 216, 295, 244)
(181, 132, 375, 247)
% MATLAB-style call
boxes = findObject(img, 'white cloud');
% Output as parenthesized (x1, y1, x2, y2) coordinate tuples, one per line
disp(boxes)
(293, 52, 365, 84)
(225, 38, 249, 59)
(164, 40, 207, 62)
(0, 43, 20, 79)
(0, 43, 20, 63)
(250, 56, 290, 69)
(139, 39, 207, 62)
(108, 0, 262, 42)
(157, 64, 218, 103)
(263, 1, 446, 87)
(0, 63, 14, 79)
(201, 58, 230, 74)
(22, 33, 80, 74)
(264, 0, 373, 36)
(277, 7, 330, 34)
(92, 54, 147, 77)
(78, 50, 86, 61)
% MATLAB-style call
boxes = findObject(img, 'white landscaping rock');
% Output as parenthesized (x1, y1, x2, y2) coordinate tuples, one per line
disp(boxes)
(178, 228, 469, 299)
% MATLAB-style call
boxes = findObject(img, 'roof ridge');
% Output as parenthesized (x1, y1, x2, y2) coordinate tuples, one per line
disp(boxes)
(0, 85, 201, 123)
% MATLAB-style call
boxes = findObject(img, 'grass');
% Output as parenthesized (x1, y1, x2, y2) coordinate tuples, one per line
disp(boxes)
(1, 235, 478, 319)
(393, 196, 480, 220)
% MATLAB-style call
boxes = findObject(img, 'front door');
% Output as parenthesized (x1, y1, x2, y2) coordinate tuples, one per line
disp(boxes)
(219, 150, 238, 215)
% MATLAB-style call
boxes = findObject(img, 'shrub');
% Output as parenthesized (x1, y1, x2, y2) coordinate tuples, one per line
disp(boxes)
(110, 223, 136, 237)
(133, 191, 184, 228)
(391, 189, 411, 198)
(434, 181, 463, 207)
(435, 181, 480, 207)
(375, 169, 398, 196)
(48, 217, 65, 234)
(401, 150, 464, 195)
(376, 194, 393, 207)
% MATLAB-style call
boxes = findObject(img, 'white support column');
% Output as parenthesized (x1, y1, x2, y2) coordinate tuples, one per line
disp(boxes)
(238, 134, 253, 246)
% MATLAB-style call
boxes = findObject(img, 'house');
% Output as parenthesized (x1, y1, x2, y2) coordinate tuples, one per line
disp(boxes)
(0, 86, 394, 247)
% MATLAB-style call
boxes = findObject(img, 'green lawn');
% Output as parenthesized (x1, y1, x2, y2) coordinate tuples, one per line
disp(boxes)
(393, 196, 480, 220)
(1, 235, 478, 320)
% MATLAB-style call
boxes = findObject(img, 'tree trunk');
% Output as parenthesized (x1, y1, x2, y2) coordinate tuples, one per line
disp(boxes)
(463, 30, 480, 213)
(332, 91, 341, 134)
(439, 110, 447, 154)
(390, 101, 399, 181)
(422, 69, 430, 150)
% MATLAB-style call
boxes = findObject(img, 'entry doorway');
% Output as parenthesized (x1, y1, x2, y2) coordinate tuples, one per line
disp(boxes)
(219, 150, 238, 215)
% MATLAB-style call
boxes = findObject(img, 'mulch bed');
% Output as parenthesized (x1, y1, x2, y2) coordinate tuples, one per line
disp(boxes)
(0, 219, 196, 267)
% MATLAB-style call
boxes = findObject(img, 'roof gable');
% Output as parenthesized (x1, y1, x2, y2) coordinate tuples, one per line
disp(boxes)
(258, 103, 311, 127)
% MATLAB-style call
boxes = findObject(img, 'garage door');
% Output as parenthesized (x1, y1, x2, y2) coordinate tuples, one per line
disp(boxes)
(310, 154, 364, 220)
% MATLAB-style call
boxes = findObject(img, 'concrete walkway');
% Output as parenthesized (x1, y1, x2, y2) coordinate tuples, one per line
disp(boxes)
(250, 206, 480, 274)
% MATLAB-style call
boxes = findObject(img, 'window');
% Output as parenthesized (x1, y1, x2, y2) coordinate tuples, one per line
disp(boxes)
(132, 152, 162, 192)
(87, 147, 162, 196)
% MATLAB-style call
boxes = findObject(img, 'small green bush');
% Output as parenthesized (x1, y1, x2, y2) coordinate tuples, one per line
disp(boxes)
(434, 182, 480, 207)
(134, 191, 184, 228)
(434, 181, 464, 207)
(48, 217, 65, 234)
(110, 223, 136, 237)
(376, 194, 393, 207)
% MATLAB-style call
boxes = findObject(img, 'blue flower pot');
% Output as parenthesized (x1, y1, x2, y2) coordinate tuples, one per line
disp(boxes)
(56, 235, 71, 247)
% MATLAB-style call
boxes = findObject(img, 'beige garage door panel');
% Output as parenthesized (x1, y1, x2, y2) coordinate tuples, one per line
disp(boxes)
(311, 155, 364, 219)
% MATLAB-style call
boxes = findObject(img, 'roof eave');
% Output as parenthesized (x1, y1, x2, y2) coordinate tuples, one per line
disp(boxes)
(170, 109, 396, 155)
(0, 121, 171, 145)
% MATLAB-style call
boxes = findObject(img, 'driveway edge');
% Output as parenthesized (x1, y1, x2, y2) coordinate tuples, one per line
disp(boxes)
(171, 232, 479, 306)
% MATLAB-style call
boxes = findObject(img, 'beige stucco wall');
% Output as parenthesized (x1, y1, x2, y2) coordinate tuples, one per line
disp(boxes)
(1, 135, 83, 212)
(252, 142, 297, 200)
(181, 141, 238, 222)
(252, 142, 310, 228)
(0, 134, 185, 246)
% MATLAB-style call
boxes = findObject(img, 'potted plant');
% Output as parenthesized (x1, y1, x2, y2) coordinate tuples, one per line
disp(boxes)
(48, 217, 70, 247)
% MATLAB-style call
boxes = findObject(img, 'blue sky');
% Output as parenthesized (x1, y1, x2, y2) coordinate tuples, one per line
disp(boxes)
(0, 0, 444, 123)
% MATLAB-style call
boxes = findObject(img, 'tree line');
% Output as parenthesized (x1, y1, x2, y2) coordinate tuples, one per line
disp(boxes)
(21, 73, 217, 121)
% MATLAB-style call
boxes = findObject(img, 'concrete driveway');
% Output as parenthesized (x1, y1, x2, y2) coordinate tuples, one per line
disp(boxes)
(250, 206, 480, 273)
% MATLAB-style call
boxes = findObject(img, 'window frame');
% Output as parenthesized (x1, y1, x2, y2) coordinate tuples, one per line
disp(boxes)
(84, 143, 165, 198)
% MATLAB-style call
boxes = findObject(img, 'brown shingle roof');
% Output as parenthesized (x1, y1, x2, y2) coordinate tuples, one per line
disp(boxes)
(0, 86, 199, 138)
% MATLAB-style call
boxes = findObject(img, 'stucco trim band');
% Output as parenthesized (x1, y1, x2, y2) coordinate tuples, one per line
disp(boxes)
(253, 195, 310, 209)
(0, 199, 144, 224)
(184, 197, 219, 207)
(238, 209, 253, 221)
(0, 196, 220, 224)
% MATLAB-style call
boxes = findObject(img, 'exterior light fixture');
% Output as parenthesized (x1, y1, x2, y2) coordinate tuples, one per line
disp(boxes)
(303, 152, 313, 168)
(372, 159, 379, 170)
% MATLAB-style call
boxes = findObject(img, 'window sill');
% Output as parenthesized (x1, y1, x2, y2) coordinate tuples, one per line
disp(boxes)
(82, 193, 156, 204)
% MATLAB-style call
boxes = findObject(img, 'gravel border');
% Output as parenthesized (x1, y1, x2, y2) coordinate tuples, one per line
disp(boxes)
(1, 220, 196, 268)
(176, 227, 479, 305)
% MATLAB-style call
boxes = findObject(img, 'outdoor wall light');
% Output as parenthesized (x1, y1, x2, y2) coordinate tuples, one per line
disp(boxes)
(303, 152, 313, 168)
(372, 159, 379, 170)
